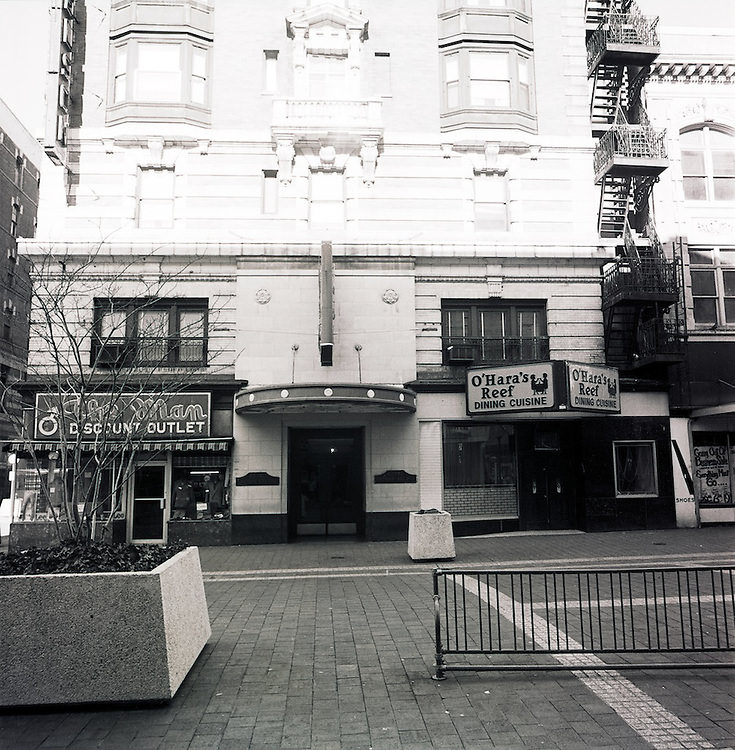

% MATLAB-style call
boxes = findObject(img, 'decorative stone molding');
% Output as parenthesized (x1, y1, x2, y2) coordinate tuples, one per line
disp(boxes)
(255, 289, 272, 305)
(275, 138, 295, 184)
(651, 62, 735, 84)
(361, 137, 379, 184)
(147, 137, 164, 164)
(677, 99, 735, 126)
(382, 288, 399, 304)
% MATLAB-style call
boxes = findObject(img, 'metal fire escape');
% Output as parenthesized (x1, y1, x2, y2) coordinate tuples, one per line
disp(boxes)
(586, 0, 686, 371)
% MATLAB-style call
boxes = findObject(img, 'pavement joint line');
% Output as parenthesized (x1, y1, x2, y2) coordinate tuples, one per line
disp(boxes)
(202, 553, 735, 581)
(459, 575, 723, 750)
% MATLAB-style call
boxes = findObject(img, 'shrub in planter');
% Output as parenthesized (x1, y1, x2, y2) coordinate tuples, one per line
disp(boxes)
(0, 543, 211, 707)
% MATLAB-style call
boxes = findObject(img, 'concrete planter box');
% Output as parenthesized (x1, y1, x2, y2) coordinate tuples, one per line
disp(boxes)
(407, 510, 456, 561)
(0, 546, 211, 707)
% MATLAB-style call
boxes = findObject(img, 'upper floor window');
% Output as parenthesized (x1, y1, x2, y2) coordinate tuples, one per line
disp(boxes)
(10, 202, 20, 237)
(137, 167, 175, 228)
(689, 246, 735, 327)
(442, 48, 534, 115)
(108, 37, 210, 124)
(310, 170, 344, 229)
(474, 172, 508, 230)
(680, 126, 735, 202)
(93, 298, 208, 367)
(441, 301, 548, 365)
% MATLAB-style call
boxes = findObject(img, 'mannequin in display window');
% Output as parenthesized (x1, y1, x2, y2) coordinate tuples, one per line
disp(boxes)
(172, 478, 195, 519)
(203, 474, 225, 518)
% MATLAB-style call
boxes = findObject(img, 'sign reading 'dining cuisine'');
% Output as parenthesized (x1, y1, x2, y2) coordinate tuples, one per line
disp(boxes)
(466, 363, 555, 415)
(565, 362, 620, 413)
(34, 392, 211, 440)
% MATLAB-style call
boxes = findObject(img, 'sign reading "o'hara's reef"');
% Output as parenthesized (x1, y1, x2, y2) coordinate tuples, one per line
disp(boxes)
(466, 361, 620, 416)
(467, 363, 556, 415)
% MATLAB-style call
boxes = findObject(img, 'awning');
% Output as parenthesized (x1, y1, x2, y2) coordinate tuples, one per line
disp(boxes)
(236, 384, 417, 414)
(8, 438, 233, 453)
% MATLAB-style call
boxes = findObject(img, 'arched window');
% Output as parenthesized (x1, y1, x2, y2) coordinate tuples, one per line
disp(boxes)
(680, 126, 735, 201)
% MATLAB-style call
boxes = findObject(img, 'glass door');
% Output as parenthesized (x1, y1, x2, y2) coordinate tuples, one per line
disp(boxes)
(130, 463, 167, 543)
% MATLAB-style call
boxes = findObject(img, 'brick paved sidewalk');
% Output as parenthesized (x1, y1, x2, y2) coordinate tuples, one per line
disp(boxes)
(1, 528, 733, 749)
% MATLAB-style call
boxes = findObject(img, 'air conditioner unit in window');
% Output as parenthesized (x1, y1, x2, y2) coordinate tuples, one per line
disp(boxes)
(446, 345, 475, 363)
(97, 343, 127, 365)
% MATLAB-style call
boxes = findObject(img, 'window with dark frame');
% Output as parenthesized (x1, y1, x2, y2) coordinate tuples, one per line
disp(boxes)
(93, 298, 208, 367)
(441, 300, 548, 365)
(613, 441, 658, 497)
(443, 422, 516, 488)
(680, 126, 735, 202)
(688, 246, 735, 327)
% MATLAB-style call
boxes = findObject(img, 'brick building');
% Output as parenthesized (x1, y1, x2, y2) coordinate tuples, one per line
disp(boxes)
(12, 0, 689, 545)
(0, 98, 40, 529)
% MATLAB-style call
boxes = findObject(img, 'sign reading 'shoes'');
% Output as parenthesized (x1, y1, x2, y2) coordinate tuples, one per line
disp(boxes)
(34, 393, 211, 440)
(467, 363, 555, 415)
(566, 362, 620, 413)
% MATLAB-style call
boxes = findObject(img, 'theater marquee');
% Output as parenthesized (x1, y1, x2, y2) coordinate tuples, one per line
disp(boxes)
(466, 361, 620, 416)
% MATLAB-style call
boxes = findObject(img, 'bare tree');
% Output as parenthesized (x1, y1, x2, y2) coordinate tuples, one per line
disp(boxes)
(1, 242, 229, 544)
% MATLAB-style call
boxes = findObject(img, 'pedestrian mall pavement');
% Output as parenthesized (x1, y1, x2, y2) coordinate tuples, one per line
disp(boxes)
(1, 527, 734, 749)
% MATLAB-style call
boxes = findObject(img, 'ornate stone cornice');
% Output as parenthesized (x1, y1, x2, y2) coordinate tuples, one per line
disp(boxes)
(650, 61, 735, 83)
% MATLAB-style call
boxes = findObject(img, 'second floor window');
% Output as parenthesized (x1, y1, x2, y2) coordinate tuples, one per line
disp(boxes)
(689, 246, 735, 327)
(680, 126, 735, 202)
(137, 167, 174, 228)
(442, 301, 548, 365)
(94, 299, 207, 367)
(110, 40, 210, 108)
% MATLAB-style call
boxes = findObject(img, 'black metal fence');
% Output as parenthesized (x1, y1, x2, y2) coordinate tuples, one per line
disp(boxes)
(432, 567, 735, 677)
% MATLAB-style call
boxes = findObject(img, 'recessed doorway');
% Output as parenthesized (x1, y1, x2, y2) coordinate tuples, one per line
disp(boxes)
(288, 428, 364, 538)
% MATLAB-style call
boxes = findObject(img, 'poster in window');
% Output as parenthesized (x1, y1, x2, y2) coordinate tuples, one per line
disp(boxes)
(692, 442, 733, 506)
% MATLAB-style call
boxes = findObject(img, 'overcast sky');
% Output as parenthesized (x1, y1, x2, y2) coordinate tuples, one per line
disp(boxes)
(0, 0, 732, 139)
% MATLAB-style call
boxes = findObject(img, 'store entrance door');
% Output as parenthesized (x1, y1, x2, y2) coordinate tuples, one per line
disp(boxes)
(130, 463, 167, 543)
(288, 428, 364, 538)
(518, 426, 576, 530)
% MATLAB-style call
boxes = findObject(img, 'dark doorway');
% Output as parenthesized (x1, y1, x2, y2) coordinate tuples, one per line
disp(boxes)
(288, 428, 364, 538)
(130, 463, 166, 542)
(518, 425, 578, 530)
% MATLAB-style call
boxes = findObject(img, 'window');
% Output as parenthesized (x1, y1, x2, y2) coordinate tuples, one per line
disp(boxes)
(310, 171, 344, 228)
(308, 54, 348, 98)
(110, 40, 210, 109)
(264, 50, 279, 94)
(681, 126, 735, 201)
(442, 48, 534, 114)
(10, 202, 20, 238)
(374, 52, 391, 97)
(442, 301, 548, 365)
(262, 170, 278, 214)
(137, 167, 174, 228)
(689, 246, 735, 327)
(94, 299, 208, 367)
(15, 154, 24, 189)
(443, 423, 516, 488)
(474, 172, 508, 230)
(613, 441, 658, 497)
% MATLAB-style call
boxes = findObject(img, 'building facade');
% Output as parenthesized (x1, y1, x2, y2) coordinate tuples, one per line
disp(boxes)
(645, 17, 735, 526)
(12, 0, 686, 546)
(0, 98, 40, 529)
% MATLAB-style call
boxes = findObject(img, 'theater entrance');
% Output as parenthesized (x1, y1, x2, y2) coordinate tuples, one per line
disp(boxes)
(288, 428, 364, 537)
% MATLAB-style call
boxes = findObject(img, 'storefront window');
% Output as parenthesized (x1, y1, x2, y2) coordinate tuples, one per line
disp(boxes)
(692, 432, 735, 507)
(170, 457, 229, 520)
(444, 423, 516, 487)
(613, 441, 658, 497)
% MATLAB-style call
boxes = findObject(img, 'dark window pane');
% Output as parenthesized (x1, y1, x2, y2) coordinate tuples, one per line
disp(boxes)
(723, 270, 735, 296)
(688, 248, 713, 265)
(444, 423, 516, 487)
(693, 298, 717, 325)
(614, 443, 657, 495)
(691, 270, 716, 296)
(725, 299, 735, 324)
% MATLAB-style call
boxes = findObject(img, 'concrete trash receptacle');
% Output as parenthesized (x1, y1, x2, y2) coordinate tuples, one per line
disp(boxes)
(407, 509, 456, 561)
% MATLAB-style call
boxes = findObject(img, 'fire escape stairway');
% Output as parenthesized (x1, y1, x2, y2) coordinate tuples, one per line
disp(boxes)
(591, 64, 625, 134)
(604, 303, 639, 369)
(598, 175, 631, 238)
(586, 0, 633, 31)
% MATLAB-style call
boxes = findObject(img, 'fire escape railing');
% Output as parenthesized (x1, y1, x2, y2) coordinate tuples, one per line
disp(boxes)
(587, 9, 660, 70)
(602, 257, 678, 307)
(593, 118, 667, 177)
